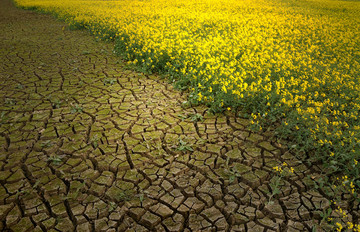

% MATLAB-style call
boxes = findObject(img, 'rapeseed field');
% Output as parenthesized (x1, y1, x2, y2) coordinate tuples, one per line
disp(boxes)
(14, 0, 360, 221)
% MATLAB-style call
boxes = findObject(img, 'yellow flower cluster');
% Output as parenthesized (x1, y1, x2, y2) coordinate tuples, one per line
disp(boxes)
(334, 206, 360, 232)
(272, 162, 294, 175)
(272, 165, 283, 174)
(336, 221, 360, 232)
(346, 222, 360, 232)
(328, 201, 360, 232)
(337, 175, 357, 195)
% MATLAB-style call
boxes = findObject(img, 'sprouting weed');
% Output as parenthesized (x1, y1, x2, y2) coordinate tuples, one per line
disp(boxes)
(117, 190, 133, 202)
(224, 158, 241, 183)
(70, 104, 83, 113)
(52, 99, 62, 109)
(267, 176, 282, 205)
(4, 98, 15, 105)
(175, 138, 193, 153)
(103, 78, 116, 86)
(108, 202, 117, 211)
(138, 192, 145, 206)
(48, 155, 62, 165)
(177, 113, 203, 122)
(177, 114, 187, 121)
(0, 112, 8, 124)
(41, 140, 53, 148)
(91, 135, 99, 148)
(16, 84, 24, 89)
(189, 113, 203, 122)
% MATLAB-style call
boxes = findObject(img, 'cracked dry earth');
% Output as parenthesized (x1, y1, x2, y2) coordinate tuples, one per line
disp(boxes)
(0, 0, 339, 231)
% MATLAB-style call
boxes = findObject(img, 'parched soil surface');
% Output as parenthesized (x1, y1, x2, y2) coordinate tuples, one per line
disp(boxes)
(0, 0, 345, 231)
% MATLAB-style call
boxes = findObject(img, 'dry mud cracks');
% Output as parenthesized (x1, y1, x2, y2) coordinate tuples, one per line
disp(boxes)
(0, 0, 356, 231)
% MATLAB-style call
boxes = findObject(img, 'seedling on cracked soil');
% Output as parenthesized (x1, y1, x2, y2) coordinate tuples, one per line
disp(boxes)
(224, 158, 241, 183)
(0, 112, 8, 125)
(70, 104, 83, 113)
(41, 140, 53, 148)
(48, 155, 63, 165)
(175, 138, 193, 153)
(4, 98, 15, 105)
(189, 113, 203, 122)
(103, 78, 116, 86)
(52, 99, 62, 109)
(16, 83, 24, 89)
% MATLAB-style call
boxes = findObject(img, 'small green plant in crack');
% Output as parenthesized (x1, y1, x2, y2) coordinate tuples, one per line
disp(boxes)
(135, 191, 146, 206)
(117, 190, 133, 202)
(138, 192, 144, 204)
(197, 138, 208, 145)
(175, 138, 193, 153)
(4, 98, 15, 105)
(48, 155, 63, 166)
(82, 50, 91, 55)
(177, 113, 203, 122)
(108, 202, 117, 212)
(103, 78, 116, 86)
(39, 62, 47, 67)
(16, 83, 24, 89)
(177, 114, 187, 121)
(224, 158, 241, 183)
(0, 112, 8, 125)
(100, 49, 109, 55)
(90, 135, 99, 148)
(55, 217, 64, 224)
(32, 180, 41, 190)
(70, 104, 83, 113)
(52, 99, 62, 109)
(145, 100, 153, 106)
(15, 189, 31, 199)
(268, 176, 282, 205)
(189, 113, 203, 122)
(73, 182, 86, 199)
(41, 140, 53, 148)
